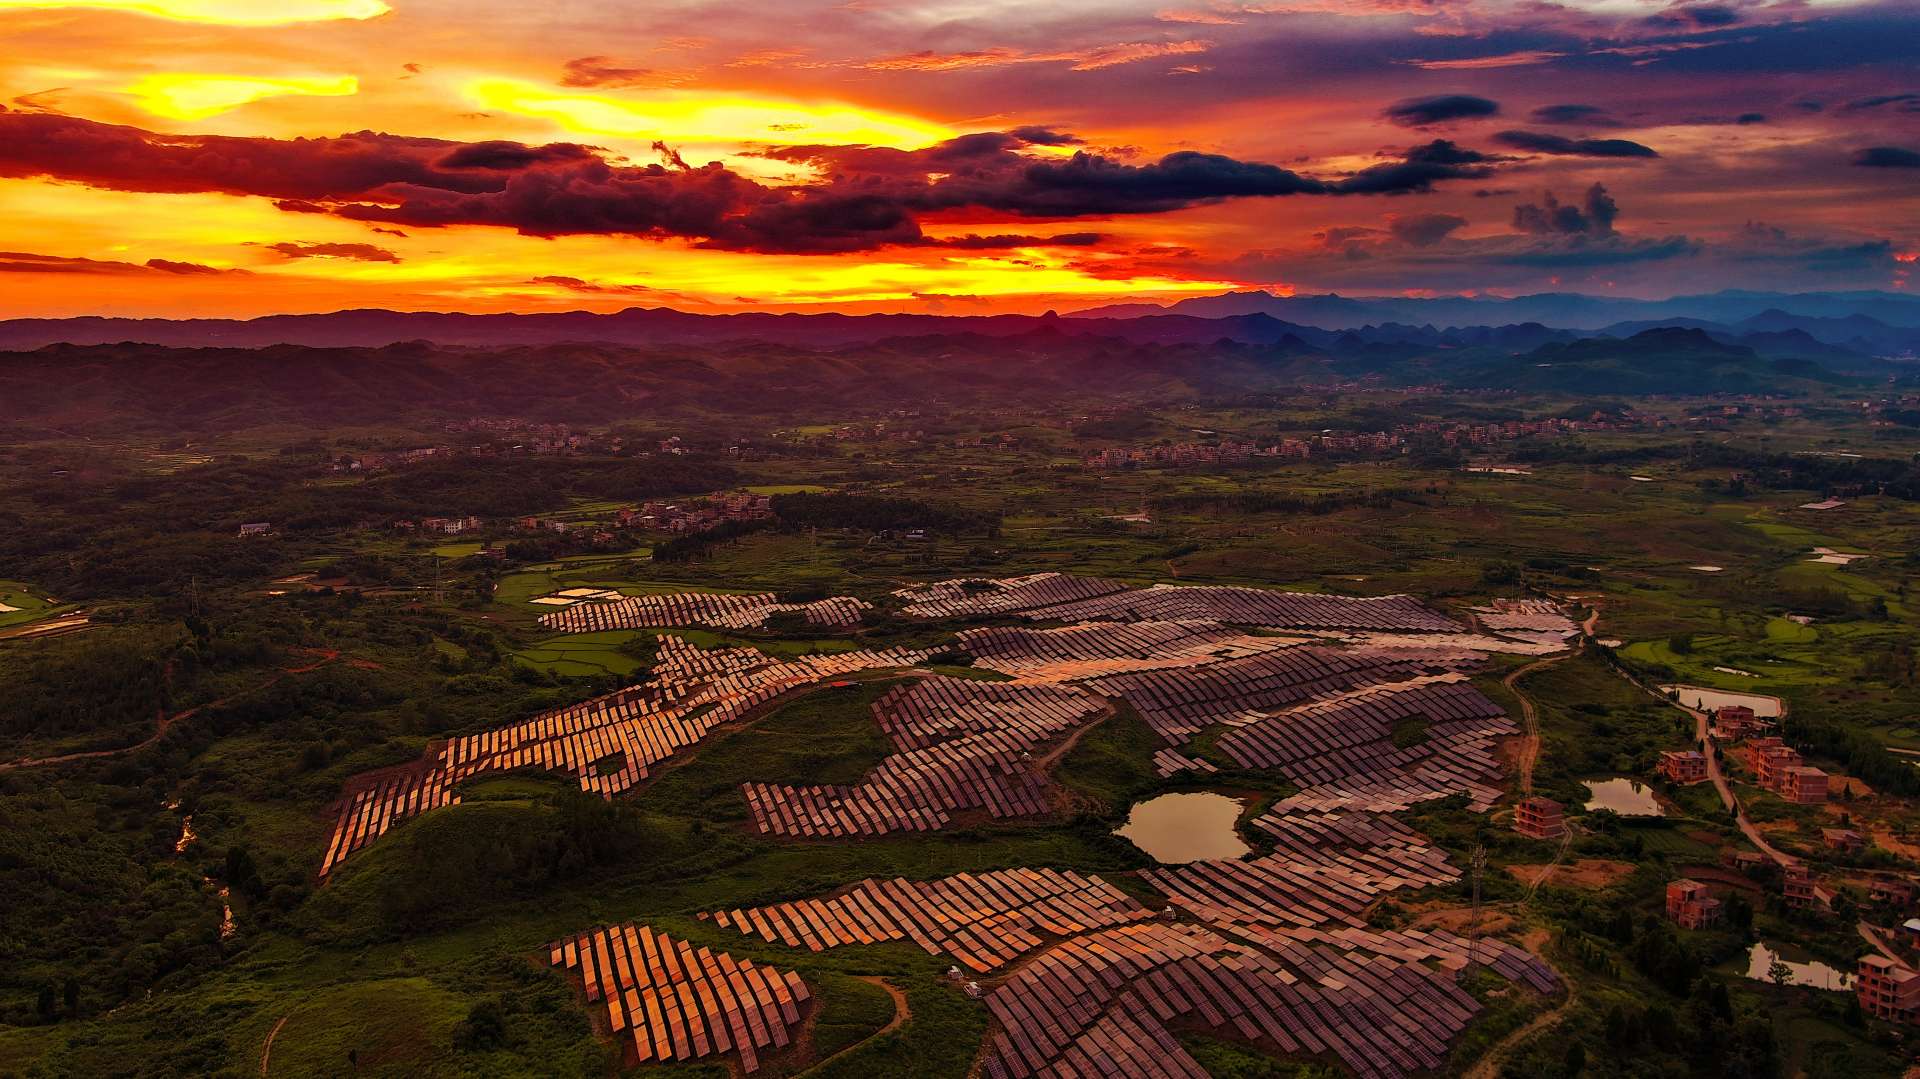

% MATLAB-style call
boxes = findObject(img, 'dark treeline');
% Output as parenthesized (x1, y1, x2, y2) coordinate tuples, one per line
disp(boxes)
(0, 626, 184, 746)
(651, 491, 1001, 563)
(1783, 715, 1920, 797)
(650, 518, 776, 563)
(0, 452, 734, 600)
(767, 491, 999, 534)
(1152, 488, 1412, 516)
(1509, 438, 1920, 500)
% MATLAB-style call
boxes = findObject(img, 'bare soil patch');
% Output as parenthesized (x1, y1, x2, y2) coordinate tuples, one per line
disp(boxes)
(1504, 859, 1634, 890)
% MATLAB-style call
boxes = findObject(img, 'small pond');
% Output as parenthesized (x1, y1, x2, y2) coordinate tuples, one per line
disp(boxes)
(1659, 685, 1783, 717)
(1737, 942, 1853, 991)
(1584, 777, 1665, 817)
(1115, 792, 1251, 864)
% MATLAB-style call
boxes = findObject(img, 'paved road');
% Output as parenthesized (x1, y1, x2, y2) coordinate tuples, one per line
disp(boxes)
(1859, 921, 1904, 964)
(1607, 664, 1796, 868)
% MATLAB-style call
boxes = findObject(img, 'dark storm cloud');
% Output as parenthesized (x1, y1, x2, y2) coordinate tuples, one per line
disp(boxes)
(1512, 184, 1619, 236)
(1841, 93, 1920, 113)
(1853, 147, 1920, 168)
(1383, 94, 1500, 127)
(436, 141, 599, 170)
(1644, 4, 1742, 29)
(1492, 131, 1660, 158)
(928, 233, 1104, 249)
(145, 258, 230, 274)
(1333, 140, 1499, 195)
(265, 241, 402, 262)
(1387, 212, 1468, 246)
(0, 111, 1500, 256)
(1007, 126, 1083, 146)
(1736, 113, 1766, 125)
(530, 275, 657, 294)
(559, 56, 659, 88)
(0, 110, 520, 200)
(1528, 104, 1615, 126)
(0, 251, 241, 275)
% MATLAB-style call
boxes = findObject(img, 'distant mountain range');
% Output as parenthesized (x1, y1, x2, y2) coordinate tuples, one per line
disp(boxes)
(2, 290, 1916, 431)
(0, 290, 1916, 358)
(2, 322, 1907, 437)
(1073, 289, 1920, 340)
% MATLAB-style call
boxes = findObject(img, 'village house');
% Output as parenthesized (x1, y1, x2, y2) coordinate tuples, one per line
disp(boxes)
(1858, 955, 1920, 1023)
(1658, 749, 1709, 786)
(416, 515, 482, 535)
(1783, 863, 1832, 910)
(1665, 879, 1723, 929)
(1870, 878, 1916, 907)
(1722, 849, 1767, 875)
(1743, 736, 1792, 777)
(1778, 765, 1830, 804)
(1514, 796, 1566, 839)
(1714, 704, 1762, 739)
(237, 521, 273, 538)
(1822, 828, 1866, 854)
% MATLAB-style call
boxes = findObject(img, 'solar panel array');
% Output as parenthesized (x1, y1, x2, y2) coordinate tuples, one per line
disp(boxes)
(356, 571, 1570, 1076)
(547, 923, 810, 1073)
(958, 620, 1300, 681)
(539, 591, 871, 632)
(1083, 645, 1464, 746)
(981, 921, 1553, 1079)
(741, 677, 1107, 837)
(318, 635, 931, 878)
(1141, 809, 1458, 930)
(892, 572, 1131, 619)
(895, 573, 1464, 634)
(701, 867, 1151, 973)
(1215, 674, 1514, 812)
(678, 584, 1560, 1079)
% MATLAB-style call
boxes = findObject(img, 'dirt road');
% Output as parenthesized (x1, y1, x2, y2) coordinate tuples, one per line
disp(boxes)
(1, 650, 341, 772)
(1504, 606, 1599, 795)
(800, 976, 910, 1076)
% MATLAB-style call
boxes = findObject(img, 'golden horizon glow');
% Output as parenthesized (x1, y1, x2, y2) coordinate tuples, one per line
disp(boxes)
(0, 0, 1908, 316)
(125, 73, 359, 120)
(466, 78, 959, 153)
(0, 0, 388, 25)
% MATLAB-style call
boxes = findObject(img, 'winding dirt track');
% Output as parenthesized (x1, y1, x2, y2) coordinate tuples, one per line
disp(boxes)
(1463, 974, 1578, 1079)
(0, 650, 340, 773)
(258, 1013, 291, 1077)
(1501, 606, 1599, 796)
(1457, 603, 1599, 1075)
(799, 976, 910, 1077)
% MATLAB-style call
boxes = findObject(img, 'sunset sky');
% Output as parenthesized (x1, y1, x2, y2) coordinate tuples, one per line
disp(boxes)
(1, 0, 1915, 317)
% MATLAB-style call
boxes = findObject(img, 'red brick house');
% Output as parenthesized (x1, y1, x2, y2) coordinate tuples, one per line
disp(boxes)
(1666, 879, 1723, 929)
(1514, 796, 1566, 839)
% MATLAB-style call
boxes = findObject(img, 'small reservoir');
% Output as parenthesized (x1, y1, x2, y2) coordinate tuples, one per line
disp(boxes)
(1584, 777, 1665, 817)
(1659, 685, 1783, 717)
(1116, 792, 1251, 864)
(1736, 942, 1853, 991)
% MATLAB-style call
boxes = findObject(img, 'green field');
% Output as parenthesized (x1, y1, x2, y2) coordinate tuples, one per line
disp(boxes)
(0, 580, 61, 629)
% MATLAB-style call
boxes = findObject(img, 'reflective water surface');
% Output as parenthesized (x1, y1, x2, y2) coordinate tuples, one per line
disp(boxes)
(1115, 792, 1251, 863)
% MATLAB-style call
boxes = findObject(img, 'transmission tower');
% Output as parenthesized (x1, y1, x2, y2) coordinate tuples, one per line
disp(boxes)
(1467, 842, 1487, 969)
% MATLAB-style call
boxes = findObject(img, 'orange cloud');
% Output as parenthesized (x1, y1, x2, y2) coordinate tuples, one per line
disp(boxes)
(0, 0, 387, 24)
(124, 74, 358, 120)
(866, 40, 1212, 73)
